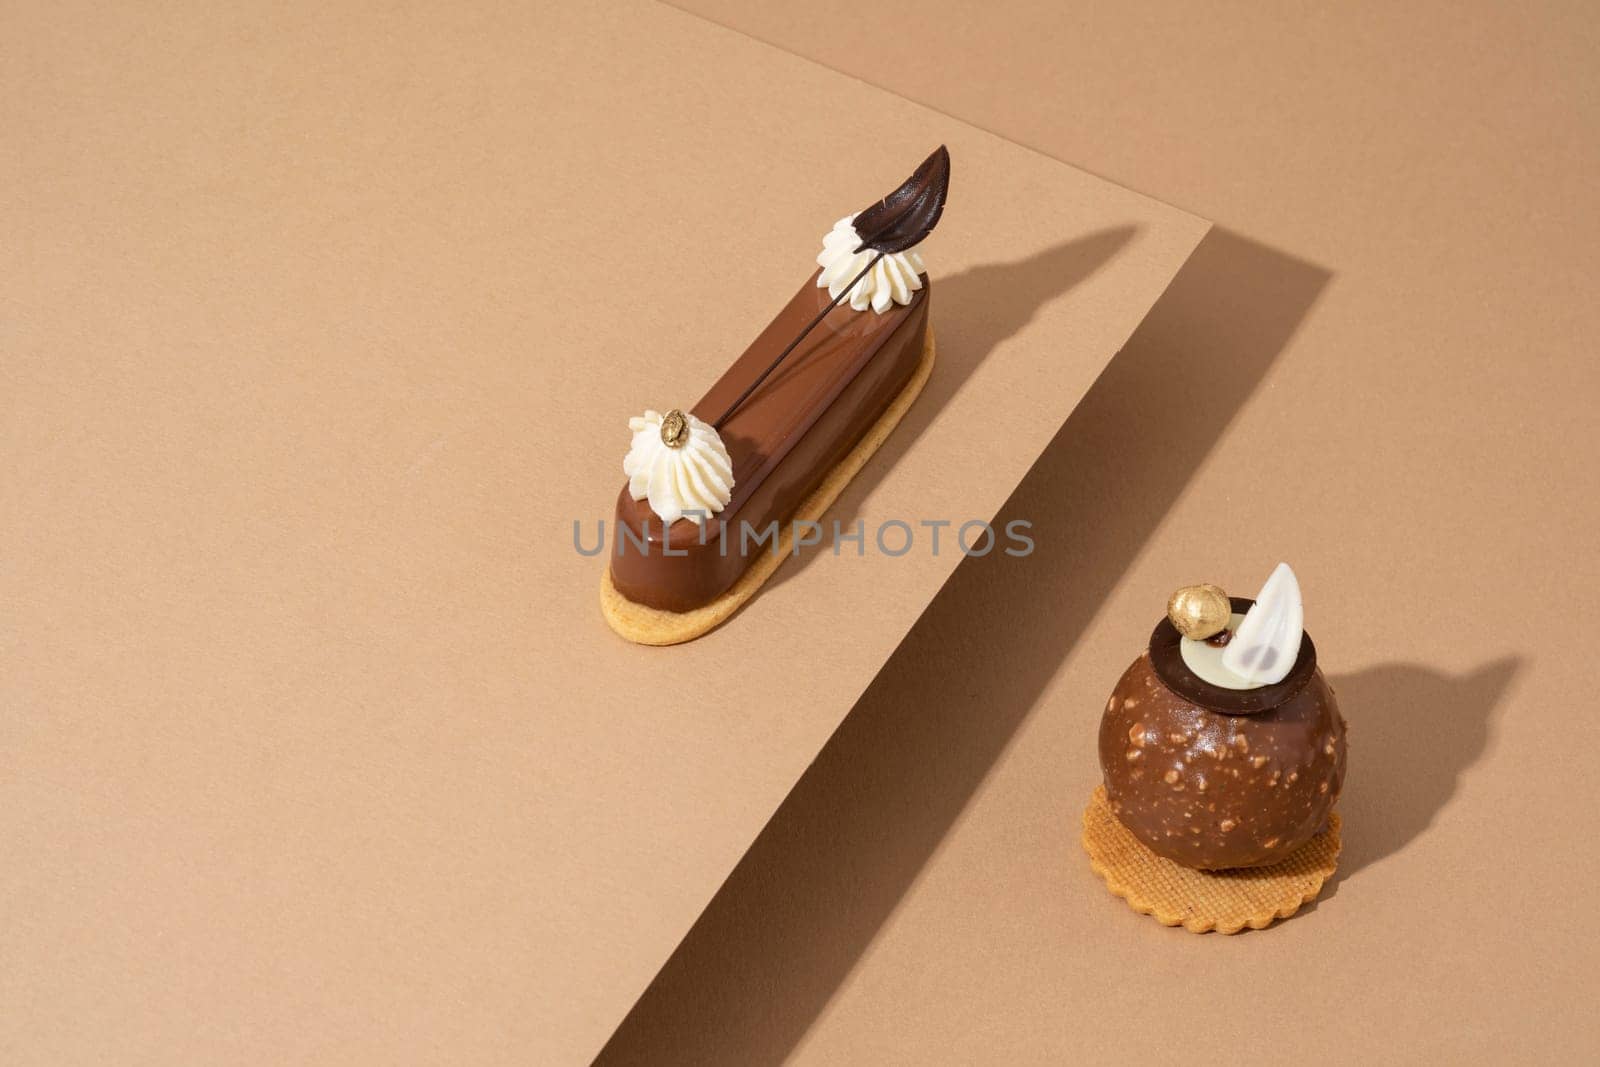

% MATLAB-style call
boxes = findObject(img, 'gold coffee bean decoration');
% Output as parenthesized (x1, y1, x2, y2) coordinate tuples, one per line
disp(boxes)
(659, 408, 689, 449)
(1167, 583, 1231, 640)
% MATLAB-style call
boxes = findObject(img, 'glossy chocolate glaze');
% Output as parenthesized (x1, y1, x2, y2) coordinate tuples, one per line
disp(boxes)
(1098, 651, 1348, 870)
(610, 271, 929, 612)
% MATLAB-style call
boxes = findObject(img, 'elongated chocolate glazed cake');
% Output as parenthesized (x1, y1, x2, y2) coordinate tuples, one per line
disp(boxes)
(600, 147, 950, 644)
(610, 274, 929, 612)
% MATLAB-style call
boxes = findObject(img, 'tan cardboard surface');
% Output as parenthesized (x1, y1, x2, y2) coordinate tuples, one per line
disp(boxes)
(607, 2, 1600, 1062)
(0, 2, 1206, 1063)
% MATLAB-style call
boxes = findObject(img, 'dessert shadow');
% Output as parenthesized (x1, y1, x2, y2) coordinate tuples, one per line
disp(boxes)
(1324, 656, 1518, 884)
(765, 225, 1137, 591)
(597, 228, 1331, 1066)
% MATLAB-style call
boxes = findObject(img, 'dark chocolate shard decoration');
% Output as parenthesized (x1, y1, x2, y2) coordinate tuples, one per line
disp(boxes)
(712, 147, 952, 428)
(850, 144, 952, 255)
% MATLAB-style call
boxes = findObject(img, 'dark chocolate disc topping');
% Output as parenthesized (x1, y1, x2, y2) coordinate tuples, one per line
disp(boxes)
(1148, 596, 1317, 715)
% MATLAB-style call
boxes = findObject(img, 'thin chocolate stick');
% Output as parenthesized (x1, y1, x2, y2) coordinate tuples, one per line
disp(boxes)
(712, 252, 885, 429)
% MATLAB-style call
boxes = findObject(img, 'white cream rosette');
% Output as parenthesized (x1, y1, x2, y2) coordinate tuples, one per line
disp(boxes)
(622, 408, 734, 525)
(816, 214, 926, 313)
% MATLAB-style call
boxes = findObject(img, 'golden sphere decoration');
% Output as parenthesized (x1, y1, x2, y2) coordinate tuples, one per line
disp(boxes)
(1167, 583, 1231, 640)
(659, 408, 689, 449)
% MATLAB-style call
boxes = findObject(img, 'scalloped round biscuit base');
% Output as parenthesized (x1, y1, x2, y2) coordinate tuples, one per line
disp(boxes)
(602, 327, 935, 646)
(1082, 785, 1341, 934)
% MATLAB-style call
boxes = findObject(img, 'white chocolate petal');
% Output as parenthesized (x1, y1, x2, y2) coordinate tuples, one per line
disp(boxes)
(1222, 563, 1305, 685)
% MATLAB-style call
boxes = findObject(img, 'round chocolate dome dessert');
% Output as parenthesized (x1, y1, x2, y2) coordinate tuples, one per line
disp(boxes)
(1097, 566, 1347, 870)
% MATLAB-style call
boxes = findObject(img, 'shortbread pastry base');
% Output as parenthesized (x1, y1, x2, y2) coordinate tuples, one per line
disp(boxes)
(1082, 785, 1341, 934)
(601, 327, 936, 646)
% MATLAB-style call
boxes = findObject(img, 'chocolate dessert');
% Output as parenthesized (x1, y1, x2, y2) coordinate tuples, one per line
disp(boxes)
(601, 147, 950, 643)
(609, 274, 929, 612)
(1097, 566, 1348, 870)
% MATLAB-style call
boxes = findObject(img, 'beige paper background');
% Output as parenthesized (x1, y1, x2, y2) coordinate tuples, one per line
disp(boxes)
(0, 2, 1206, 1063)
(602, 1, 1600, 1063)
